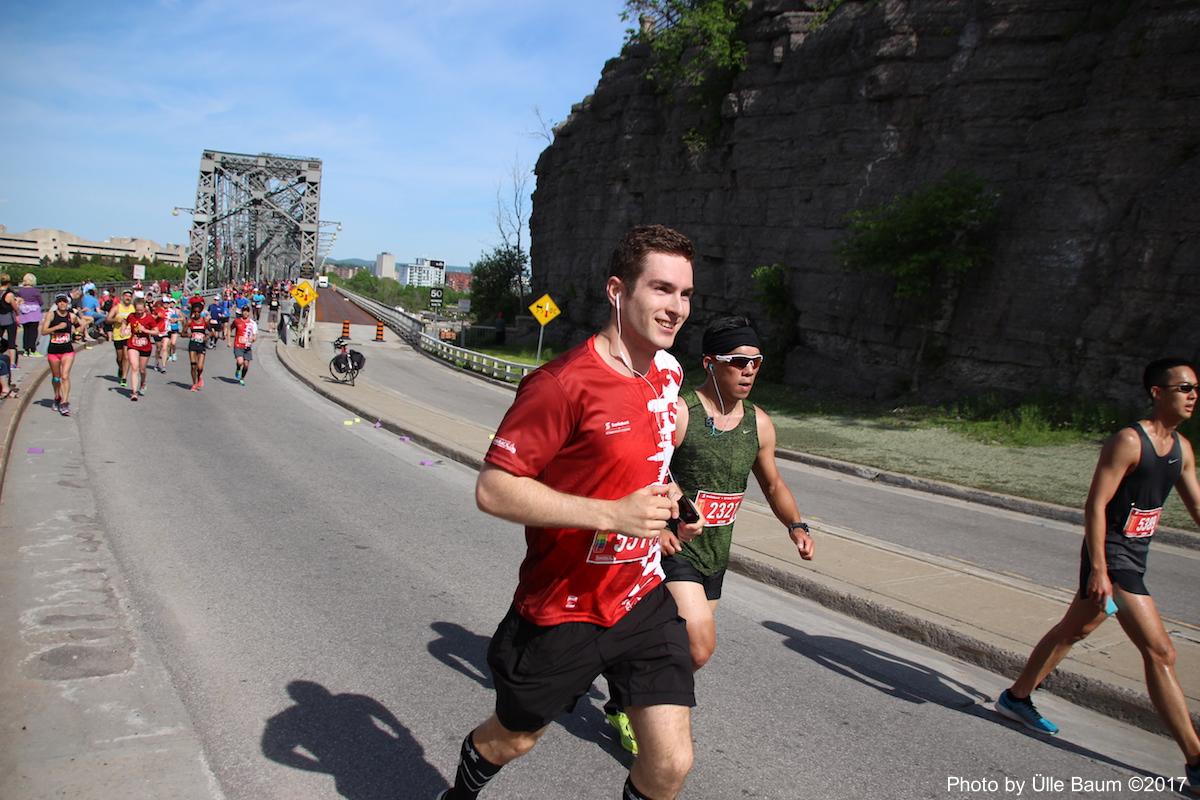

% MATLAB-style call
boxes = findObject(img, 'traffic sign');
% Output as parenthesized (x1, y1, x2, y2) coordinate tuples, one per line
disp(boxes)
(291, 280, 318, 307)
(529, 294, 560, 327)
(429, 287, 444, 309)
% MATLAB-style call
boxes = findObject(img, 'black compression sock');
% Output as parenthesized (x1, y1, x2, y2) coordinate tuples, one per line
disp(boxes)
(447, 732, 502, 799)
(623, 776, 654, 800)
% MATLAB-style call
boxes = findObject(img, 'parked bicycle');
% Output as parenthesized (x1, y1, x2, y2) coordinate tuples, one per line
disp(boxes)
(329, 336, 365, 385)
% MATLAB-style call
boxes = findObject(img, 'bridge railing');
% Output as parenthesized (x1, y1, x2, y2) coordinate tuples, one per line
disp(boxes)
(334, 285, 535, 383)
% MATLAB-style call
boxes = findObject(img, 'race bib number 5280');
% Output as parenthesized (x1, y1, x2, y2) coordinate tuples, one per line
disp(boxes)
(587, 531, 655, 564)
(1122, 507, 1162, 539)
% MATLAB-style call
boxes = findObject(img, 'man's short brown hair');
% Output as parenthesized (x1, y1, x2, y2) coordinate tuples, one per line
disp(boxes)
(608, 224, 694, 288)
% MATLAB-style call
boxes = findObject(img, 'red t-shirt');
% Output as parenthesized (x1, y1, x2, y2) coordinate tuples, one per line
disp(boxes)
(127, 312, 157, 352)
(485, 336, 683, 627)
(232, 317, 254, 349)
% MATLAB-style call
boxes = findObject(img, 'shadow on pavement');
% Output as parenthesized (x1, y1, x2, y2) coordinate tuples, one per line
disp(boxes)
(215, 376, 240, 385)
(97, 374, 119, 383)
(428, 621, 492, 689)
(764, 620, 987, 709)
(167, 381, 193, 391)
(425, 622, 630, 767)
(763, 621, 1157, 778)
(261, 680, 445, 799)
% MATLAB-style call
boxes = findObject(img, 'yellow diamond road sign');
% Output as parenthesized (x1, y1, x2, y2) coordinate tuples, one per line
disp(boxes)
(529, 293, 560, 327)
(291, 281, 318, 308)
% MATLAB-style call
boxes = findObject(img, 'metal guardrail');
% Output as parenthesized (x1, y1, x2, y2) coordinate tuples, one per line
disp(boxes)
(335, 285, 536, 383)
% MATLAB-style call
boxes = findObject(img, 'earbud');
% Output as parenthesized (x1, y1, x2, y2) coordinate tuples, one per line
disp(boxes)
(707, 363, 714, 372)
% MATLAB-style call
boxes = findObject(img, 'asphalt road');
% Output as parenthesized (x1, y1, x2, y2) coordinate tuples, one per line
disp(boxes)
(357, 343, 1200, 628)
(2, 341, 1189, 799)
(316, 287, 383, 325)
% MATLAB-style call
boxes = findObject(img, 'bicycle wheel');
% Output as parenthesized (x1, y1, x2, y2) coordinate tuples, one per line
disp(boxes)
(329, 355, 348, 382)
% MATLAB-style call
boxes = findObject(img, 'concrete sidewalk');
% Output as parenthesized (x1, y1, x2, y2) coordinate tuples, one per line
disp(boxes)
(275, 335, 1200, 739)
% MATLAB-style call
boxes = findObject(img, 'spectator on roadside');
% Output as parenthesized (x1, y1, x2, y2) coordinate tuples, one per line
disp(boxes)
(0, 274, 18, 369)
(16, 274, 44, 357)
(0, 354, 14, 399)
(495, 310, 506, 345)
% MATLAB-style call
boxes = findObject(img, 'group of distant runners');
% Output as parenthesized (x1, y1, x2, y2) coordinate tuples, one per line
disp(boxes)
(26, 280, 286, 410)
(432, 225, 1200, 799)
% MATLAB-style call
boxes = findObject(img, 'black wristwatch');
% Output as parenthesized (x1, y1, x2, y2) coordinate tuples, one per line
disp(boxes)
(788, 522, 810, 534)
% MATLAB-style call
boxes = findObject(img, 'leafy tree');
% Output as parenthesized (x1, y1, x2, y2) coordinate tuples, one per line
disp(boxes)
(838, 171, 1000, 300)
(837, 171, 1000, 392)
(470, 245, 527, 323)
(623, 0, 749, 90)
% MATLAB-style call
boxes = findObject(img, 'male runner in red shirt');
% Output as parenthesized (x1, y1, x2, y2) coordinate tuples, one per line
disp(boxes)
(230, 305, 257, 385)
(436, 225, 702, 800)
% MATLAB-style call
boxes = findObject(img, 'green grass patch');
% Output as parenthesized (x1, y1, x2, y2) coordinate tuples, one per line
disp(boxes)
(469, 344, 562, 366)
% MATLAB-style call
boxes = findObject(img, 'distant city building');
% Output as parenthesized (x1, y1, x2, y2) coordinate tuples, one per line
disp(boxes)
(327, 265, 360, 279)
(0, 225, 186, 268)
(396, 257, 445, 287)
(445, 271, 472, 292)
(374, 252, 395, 279)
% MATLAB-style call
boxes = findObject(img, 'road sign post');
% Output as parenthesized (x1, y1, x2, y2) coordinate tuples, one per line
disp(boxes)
(528, 293, 561, 364)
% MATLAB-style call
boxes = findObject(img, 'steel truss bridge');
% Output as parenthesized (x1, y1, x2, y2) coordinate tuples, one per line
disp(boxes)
(181, 150, 339, 293)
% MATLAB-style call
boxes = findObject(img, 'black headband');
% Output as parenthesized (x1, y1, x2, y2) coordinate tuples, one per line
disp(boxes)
(703, 324, 761, 355)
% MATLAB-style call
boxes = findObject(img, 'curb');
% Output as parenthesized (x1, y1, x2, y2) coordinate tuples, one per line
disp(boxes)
(726, 552, 1199, 738)
(775, 449, 1200, 551)
(0, 360, 51, 501)
(275, 340, 1195, 738)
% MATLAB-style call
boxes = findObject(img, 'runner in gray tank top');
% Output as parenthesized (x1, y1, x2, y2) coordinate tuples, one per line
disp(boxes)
(604, 315, 815, 755)
(995, 358, 1200, 795)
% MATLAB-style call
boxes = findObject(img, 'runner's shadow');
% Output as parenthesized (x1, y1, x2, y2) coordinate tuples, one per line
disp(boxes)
(215, 376, 240, 384)
(167, 381, 193, 391)
(34, 398, 56, 409)
(426, 621, 629, 766)
(763, 621, 1155, 777)
(261, 680, 446, 799)
(763, 620, 986, 710)
(428, 621, 492, 688)
(97, 374, 119, 383)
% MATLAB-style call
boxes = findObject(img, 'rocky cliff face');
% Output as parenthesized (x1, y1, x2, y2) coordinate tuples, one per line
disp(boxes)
(530, 0, 1199, 403)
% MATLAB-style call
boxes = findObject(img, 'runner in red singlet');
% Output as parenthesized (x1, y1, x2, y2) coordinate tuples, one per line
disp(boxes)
(435, 225, 702, 800)
(186, 302, 209, 390)
(125, 299, 155, 401)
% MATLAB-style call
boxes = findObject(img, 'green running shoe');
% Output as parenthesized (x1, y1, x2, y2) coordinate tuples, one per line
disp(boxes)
(606, 711, 638, 755)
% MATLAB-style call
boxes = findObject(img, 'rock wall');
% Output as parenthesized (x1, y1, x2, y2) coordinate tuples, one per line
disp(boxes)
(529, 0, 1200, 404)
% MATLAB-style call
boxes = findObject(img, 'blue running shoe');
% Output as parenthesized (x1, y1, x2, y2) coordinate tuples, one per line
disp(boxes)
(995, 689, 1058, 734)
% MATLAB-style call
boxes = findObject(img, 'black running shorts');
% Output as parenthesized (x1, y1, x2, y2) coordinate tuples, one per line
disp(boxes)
(113, 339, 127, 351)
(662, 553, 726, 601)
(188, 341, 207, 353)
(1078, 558, 1149, 596)
(487, 584, 694, 732)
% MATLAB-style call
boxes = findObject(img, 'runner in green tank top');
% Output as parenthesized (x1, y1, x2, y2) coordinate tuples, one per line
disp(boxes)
(604, 315, 815, 755)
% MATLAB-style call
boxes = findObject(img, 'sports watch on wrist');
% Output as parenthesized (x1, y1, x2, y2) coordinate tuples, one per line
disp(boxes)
(788, 522, 810, 534)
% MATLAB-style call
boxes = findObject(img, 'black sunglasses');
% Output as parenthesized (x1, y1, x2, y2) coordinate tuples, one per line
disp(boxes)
(714, 354, 764, 369)
(1160, 383, 1198, 395)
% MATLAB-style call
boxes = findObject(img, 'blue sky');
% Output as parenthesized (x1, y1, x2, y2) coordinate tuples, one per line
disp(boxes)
(0, 0, 629, 266)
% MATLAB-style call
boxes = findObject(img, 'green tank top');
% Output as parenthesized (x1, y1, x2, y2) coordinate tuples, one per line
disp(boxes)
(672, 387, 759, 576)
